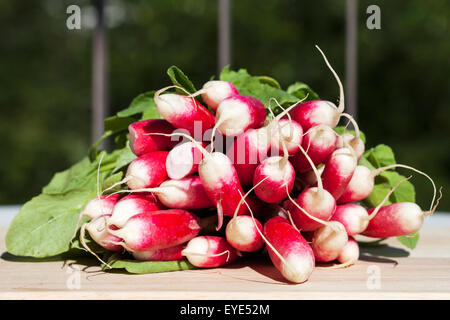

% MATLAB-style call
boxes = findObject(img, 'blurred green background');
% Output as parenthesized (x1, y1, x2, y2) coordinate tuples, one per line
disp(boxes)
(0, 0, 448, 211)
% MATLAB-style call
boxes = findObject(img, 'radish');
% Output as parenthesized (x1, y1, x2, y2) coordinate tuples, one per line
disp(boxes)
(128, 119, 177, 156)
(213, 95, 266, 137)
(289, 46, 345, 131)
(166, 141, 208, 180)
(311, 221, 348, 263)
(181, 236, 238, 268)
(283, 145, 336, 231)
(336, 236, 359, 267)
(321, 147, 358, 200)
(115, 176, 214, 210)
(297, 165, 325, 188)
(102, 151, 169, 193)
(362, 185, 442, 238)
(132, 244, 185, 261)
(338, 163, 437, 204)
(107, 209, 201, 252)
(269, 118, 304, 156)
(263, 216, 315, 283)
(200, 80, 239, 111)
(336, 113, 365, 160)
(332, 176, 411, 236)
(225, 215, 264, 252)
(108, 193, 162, 228)
(154, 85, 215, 136)
(290, 125, 338, 173)
(253, 156, 295, 203)
(331, 204, 369, 236)
(70, 194, 122, 243)
(83, 215, 123, 252)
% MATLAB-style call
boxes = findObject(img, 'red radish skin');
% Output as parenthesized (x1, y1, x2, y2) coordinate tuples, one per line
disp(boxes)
(311, 221, 348, 263)
(263, 216, 315, 283)
(129, 176, 214, 210)
(331, 204, 369, 236)
(108, 193, 162, 228)
(132, 244, 185, 261)
(226, 128, 271, 186)
(201, 80, 239, 111)
(289, 46, 345, 131)
(225, 215, 264, 252)
(337, 236, 359, 266)
(166, 141, 207, 180)
(321, 147, 357, 200)
(363, 202, 426, 238)
(253, 156, 295, 203)
(214, 95, 266, 137)
(128, 119, 177, 156)
(284, 187, 336, 231)
(298, 165, 325, 188)
(154, 86, 215, 136)
(269, 119, 303, 156)
(124, 151, 169, 190)
(109, 210, 201, 252)
(182, 236, 238, 268)
(85, 215, 123, 252)
(290, 125, 338, 173)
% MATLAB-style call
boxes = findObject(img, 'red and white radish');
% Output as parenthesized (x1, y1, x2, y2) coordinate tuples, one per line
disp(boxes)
(290, 125, 338, 173)
(289, 46, 345, 131)
(362, 186, 442, 238)
(311, 221, 348, 263)
(181, 236, 238, 268)
(336, 236, 359, 267)
(225, 215, 264, 252)
(132, 244, 185, 261)
(103, 151, 169, 193)
(200, 80, 239, 111)
(108, 209, 201, 252)
(263, 216, 315, 283)
(213, 95, 266, 137)
(154, 85, 215, 136)
(269, 118, 303, 156)
(284, 145, 336, 231)
(166, 141, 207, 180)
(83, 215, 123, 252)
(120, 176, 214, 210)
(128, 119, 177, 156)
(321, 147, 357, 200)
(108, 193, 162, 228)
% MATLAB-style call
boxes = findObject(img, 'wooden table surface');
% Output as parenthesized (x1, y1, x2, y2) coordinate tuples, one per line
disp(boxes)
(1, 215, 450, 300)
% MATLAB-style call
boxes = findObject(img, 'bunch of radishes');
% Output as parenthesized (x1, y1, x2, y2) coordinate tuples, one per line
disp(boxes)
(76, 47, 440, 284)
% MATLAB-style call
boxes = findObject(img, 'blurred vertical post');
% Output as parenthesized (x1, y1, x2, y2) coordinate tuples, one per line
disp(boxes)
(218, 0, 231, 75)
(92, 0, 108, 144)
(346, 0, 358, 119)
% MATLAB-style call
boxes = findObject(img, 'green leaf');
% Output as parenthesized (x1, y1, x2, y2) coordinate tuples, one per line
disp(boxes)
(286, 82, 320, 101)
(220, 67, 299, 111)
(397, 232, 420, 250)
(104, 258, 196, 274)
(111, 144, 137, 174)
(116, 91, 156, 118)
(167, 65, 196, 94)
(5, 189, 95, 257)
(363, 144, 396, 169)
(363, 171, 415, 208)
(334, 125, 367, 144)
(101, 172, 124, 191)
(257, 76, 281, 89)
(104, 115, 135, 133)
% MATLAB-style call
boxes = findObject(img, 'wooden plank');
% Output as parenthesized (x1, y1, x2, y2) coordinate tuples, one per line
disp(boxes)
(1, 225, 450, 300)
